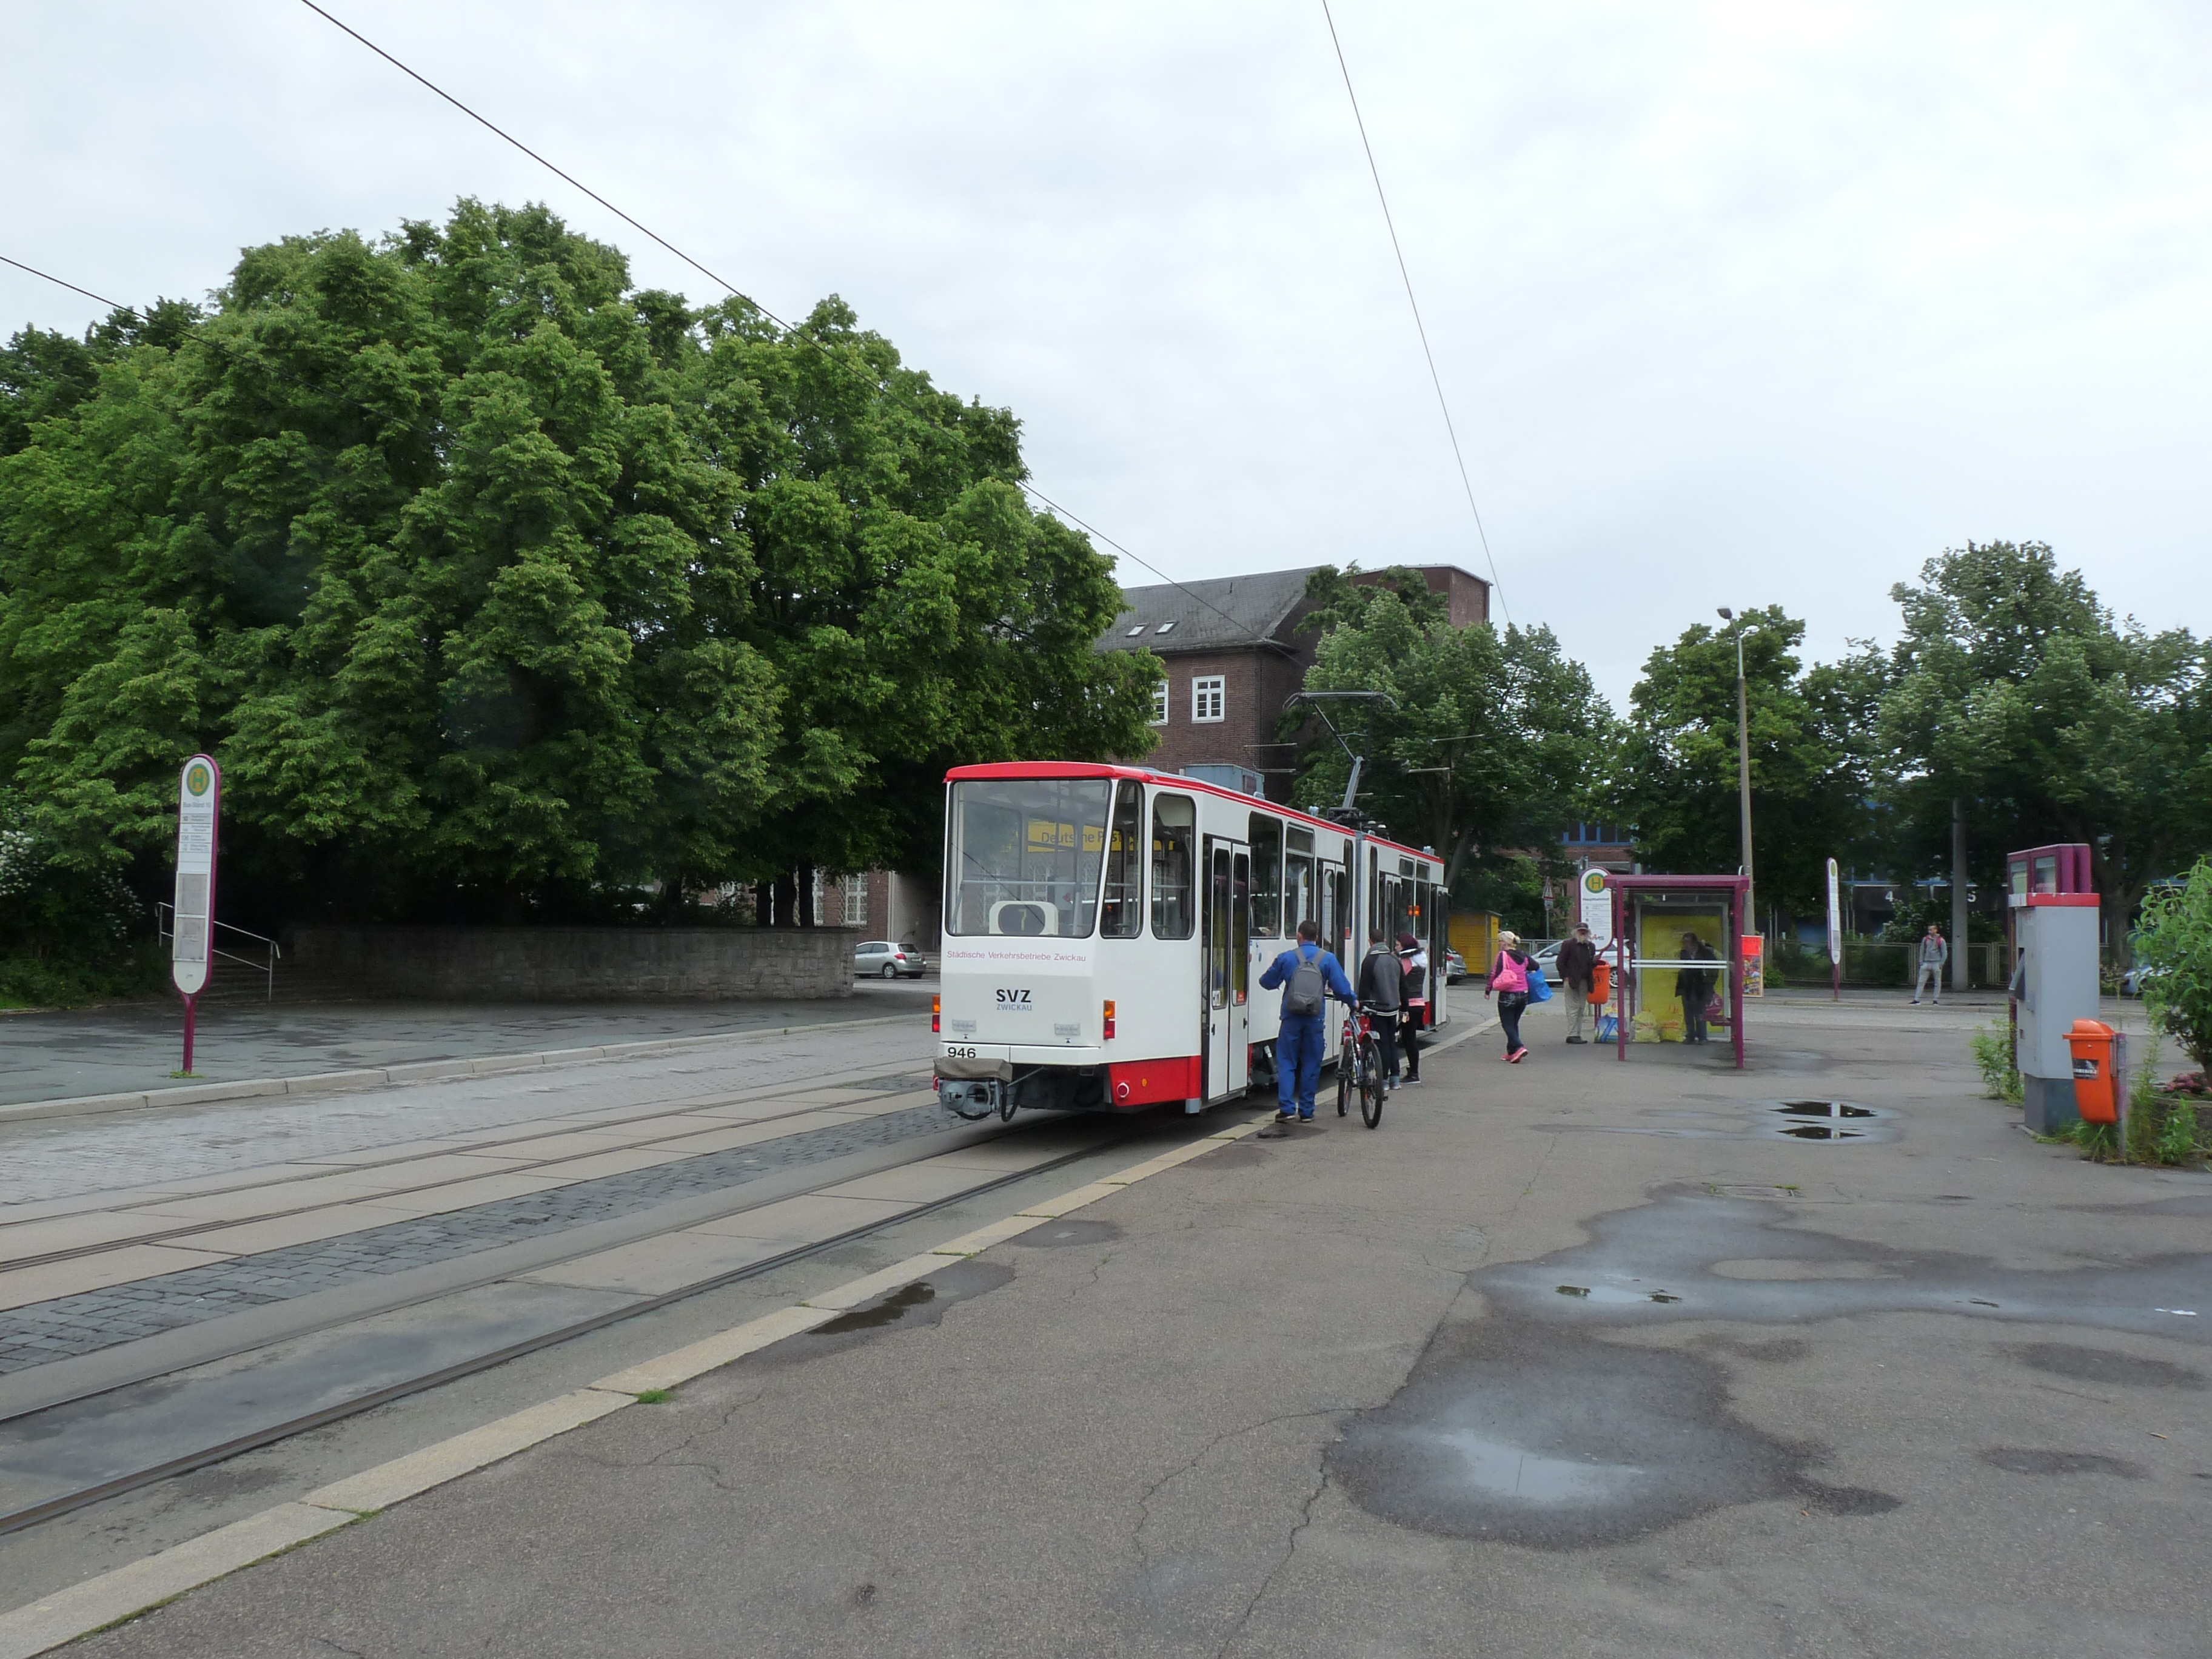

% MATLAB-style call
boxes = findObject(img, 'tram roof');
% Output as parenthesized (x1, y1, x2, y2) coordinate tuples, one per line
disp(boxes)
(943, 762, 1441, 866)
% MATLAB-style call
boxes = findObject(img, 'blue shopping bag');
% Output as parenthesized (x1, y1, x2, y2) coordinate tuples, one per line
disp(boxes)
(1527, 969, 1552, 1003)
(1595, 1011, 1620, 1042)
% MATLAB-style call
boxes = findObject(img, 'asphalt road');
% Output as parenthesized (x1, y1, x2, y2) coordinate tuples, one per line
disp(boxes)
(24, 990, 2212, 1656)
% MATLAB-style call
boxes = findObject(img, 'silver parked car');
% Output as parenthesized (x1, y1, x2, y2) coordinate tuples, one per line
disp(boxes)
(855, 940, 928, 979)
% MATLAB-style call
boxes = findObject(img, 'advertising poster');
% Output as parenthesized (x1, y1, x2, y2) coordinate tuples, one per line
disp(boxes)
(1741, 934, 1765, 998)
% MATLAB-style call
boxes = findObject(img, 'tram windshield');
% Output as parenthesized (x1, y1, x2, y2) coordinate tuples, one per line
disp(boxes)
(945, 777, 1113, 937)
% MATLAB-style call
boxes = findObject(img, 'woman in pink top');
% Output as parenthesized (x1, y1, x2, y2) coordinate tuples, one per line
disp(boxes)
(1486, 930, 1535, 1062)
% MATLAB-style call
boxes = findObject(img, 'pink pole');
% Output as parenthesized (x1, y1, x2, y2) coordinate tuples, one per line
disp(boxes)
(181, 993, 198, 1075)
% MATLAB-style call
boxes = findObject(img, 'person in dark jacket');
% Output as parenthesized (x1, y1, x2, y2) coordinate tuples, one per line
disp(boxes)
(1675, 933, 1717, 1044)
(1557, 923, 1598, 1044)
(1396, 930, 1428, 1082)
(1357, 929, 1404, 1088)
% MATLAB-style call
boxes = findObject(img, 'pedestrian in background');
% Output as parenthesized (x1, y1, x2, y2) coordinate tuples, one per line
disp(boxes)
(1396, 930, 1427, 1083)
(1557, 923, 1597, 1044)
(1676, 932, 1717, 1044)
(1257, 919, 1355, 1132)
(1487, 931, 1534, 1062)
(1912, 923, 1949, 1005)
(1358, 928, 1404, 1090)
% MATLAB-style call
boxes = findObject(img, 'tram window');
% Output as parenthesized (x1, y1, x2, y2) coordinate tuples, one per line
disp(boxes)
(1101, 782, 1144, 937)
(1285, 853, 1315, 936)
(1247, 814, 1282, 939)
(944, 776, 1111, 937)
(1287, 826, 1313, 856)
(1150, 794, 1196, 939)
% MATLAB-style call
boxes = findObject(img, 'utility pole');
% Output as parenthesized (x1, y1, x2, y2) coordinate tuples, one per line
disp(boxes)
(1951, 796, 1969, 994)
(1717, 609, 1757, 936)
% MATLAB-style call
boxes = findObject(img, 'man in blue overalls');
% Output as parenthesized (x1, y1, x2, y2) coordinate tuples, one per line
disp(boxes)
(1258, 919, 1356, 1133)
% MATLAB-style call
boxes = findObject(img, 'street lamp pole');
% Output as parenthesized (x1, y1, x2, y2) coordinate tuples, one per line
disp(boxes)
(1717, 609, 1755, 937)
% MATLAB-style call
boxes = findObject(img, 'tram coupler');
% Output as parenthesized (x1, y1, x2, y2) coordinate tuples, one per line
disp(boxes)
(939, 1078, 1009, 1122)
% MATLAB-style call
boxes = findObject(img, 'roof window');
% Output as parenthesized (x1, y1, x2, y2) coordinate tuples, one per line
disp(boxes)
(1126, 625, 1146, 636)
(1155, 621, 1175, 634)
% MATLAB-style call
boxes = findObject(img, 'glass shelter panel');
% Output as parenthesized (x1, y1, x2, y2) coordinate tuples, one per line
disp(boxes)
(945, 778, 1111, 937)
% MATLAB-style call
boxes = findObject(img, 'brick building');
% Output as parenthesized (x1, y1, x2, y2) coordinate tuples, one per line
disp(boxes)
(1099, 564, 1491, 805)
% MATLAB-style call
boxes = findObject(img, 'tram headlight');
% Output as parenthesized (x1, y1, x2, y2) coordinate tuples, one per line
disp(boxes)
(1103, 999, 1115, 1040)
(932, 994, 940, 1035)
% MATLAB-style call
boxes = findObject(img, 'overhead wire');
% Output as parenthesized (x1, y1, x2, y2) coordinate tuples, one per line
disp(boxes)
(1, 255, 121, 310)
(294, 0, 1266, 647)
(1318, 0, 1511, 629)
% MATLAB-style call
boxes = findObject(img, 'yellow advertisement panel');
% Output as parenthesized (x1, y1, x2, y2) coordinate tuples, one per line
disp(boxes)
(1027, 818, 1105, 854)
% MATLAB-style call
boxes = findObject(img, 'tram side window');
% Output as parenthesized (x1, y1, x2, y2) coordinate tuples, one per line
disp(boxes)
(1247, 814, 1282, 938)
(1150, 794, 1196, 939)
(1285, 853, 1315, 937)
(1101, 782, 1144, 937)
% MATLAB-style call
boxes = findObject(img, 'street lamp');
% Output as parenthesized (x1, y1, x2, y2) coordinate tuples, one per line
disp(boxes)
(1716, 608, 1757, 935)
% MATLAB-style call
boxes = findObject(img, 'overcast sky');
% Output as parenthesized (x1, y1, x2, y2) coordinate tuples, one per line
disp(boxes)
(7, 1, 2209, 707)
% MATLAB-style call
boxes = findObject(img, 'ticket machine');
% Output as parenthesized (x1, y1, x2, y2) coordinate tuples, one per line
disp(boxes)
(2008, 843, 2100, 1134)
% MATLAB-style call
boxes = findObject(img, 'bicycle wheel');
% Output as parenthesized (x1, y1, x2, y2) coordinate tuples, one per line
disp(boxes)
(1336, 1040, 1352, 1116)
(1359, 1037, 1385, 1128)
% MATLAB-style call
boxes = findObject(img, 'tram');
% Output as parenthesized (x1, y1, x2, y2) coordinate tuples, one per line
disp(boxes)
(933, 762, 1453, 1119)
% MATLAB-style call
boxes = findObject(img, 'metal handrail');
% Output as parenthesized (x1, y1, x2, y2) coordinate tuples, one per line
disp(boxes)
(155, 903, 281, 1002)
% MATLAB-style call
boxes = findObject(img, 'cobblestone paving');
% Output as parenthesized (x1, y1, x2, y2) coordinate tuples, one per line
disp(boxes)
(0, 1022, 925, 1205)
(0, 1102, 951, 1374)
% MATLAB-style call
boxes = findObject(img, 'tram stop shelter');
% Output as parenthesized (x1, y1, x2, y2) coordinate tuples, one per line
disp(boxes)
(1604, 873, 1751, 1070)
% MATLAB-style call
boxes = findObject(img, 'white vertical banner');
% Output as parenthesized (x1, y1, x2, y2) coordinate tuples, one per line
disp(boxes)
(1578, 868, 1612, 949)
(1825, 857, 1843, 967)
(172, 754, 221, 997)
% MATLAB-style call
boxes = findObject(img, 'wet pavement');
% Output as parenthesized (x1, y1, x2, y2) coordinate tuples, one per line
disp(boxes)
(0, 980, 929, 1107)
(33, 990, 2212, 1657)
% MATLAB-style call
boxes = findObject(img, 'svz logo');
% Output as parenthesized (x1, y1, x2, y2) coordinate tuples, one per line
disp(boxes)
(995, 988, 1033, 1007)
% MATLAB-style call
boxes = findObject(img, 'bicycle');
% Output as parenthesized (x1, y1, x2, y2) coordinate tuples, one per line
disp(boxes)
(1335, 1001, 1389, 1129)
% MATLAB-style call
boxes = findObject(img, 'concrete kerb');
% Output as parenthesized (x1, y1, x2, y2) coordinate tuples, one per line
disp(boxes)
(0, 1013, 921, 1128)
(0, 1107, 1271, 1655)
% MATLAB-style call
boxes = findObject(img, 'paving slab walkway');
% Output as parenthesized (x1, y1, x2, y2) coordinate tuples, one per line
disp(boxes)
(26, 987, 2208, 1657)
(0, 980, 928, 1108)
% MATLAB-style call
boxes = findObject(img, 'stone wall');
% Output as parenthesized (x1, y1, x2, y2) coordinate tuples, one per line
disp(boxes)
(285, 926, 856, 1001)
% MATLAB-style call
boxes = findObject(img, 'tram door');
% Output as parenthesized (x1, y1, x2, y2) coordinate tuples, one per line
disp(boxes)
(1202, 839, 1252, 1100)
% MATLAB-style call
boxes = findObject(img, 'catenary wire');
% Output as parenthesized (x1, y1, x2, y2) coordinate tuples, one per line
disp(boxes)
(295, 0, 1265, 646)
(1318, 0, 1510, 629)
(1, 255, 122, 310)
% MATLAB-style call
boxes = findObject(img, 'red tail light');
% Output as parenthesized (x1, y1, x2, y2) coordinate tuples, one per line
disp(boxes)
(1103, 999, 1116, 1040)
(932, 994, 940, 1035)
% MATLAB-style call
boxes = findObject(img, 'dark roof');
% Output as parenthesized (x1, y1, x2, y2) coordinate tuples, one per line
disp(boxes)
(1098, 567, 1322, 655)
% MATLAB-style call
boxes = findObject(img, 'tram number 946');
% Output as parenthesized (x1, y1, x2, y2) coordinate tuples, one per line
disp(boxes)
(944, 1046, 979, 1059)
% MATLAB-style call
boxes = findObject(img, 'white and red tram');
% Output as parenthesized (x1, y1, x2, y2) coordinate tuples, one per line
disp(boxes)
(933, 762, 1452, 1119)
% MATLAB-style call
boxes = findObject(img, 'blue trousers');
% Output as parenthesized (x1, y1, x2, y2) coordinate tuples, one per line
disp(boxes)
(1276, 1014, 1327, 1117)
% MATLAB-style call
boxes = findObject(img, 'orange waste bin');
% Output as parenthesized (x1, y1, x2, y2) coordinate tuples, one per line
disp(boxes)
(1589, 961, 1612, 1005)
(2067, 1019, 2119, 1124)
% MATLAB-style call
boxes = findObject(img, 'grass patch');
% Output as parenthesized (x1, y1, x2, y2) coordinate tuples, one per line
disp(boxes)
(1969, 1020, 2023, 1104)
(634, 1389, 672, 1404)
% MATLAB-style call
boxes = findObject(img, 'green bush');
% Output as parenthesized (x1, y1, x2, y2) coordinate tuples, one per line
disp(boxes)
(1969, 1021, 2022, 1103)
(0, 790, 161, 1008)
(2136, 857, 2212, 1073)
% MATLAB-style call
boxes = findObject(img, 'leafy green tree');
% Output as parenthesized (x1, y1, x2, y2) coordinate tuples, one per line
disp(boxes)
(1614, 608, 1880, 923)
(1879, 543, 2212, 964)
(0, 201, 1155, 928)
(1287, 574, 1610, 897)
(2135, 856, 2212, 1073)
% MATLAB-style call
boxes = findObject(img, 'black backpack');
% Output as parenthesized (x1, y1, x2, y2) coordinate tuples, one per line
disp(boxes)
(1284, 948, 1326, 1016)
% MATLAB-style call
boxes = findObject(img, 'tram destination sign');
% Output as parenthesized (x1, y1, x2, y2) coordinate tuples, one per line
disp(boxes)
(172, 754, 221, 998)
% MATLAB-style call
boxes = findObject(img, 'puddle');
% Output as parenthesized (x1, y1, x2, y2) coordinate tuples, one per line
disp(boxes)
(1776, 1125, 1865, 1140)
(1330, 1315, 1892, 1548)
(1979, 1449, 2144, 1478)
(1775, 1101, 1875, 1118)
(1331, 1187, 2210, 1549)
(817, 1281, 936, 1333)
(1536, 1099, 1896, 1144)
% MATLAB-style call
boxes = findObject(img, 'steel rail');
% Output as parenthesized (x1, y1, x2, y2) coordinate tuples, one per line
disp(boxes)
(0, 1128, 1139, 1538)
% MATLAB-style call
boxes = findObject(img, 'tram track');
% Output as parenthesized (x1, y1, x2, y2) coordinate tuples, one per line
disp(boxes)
(0, 1127, 1124, 1538)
